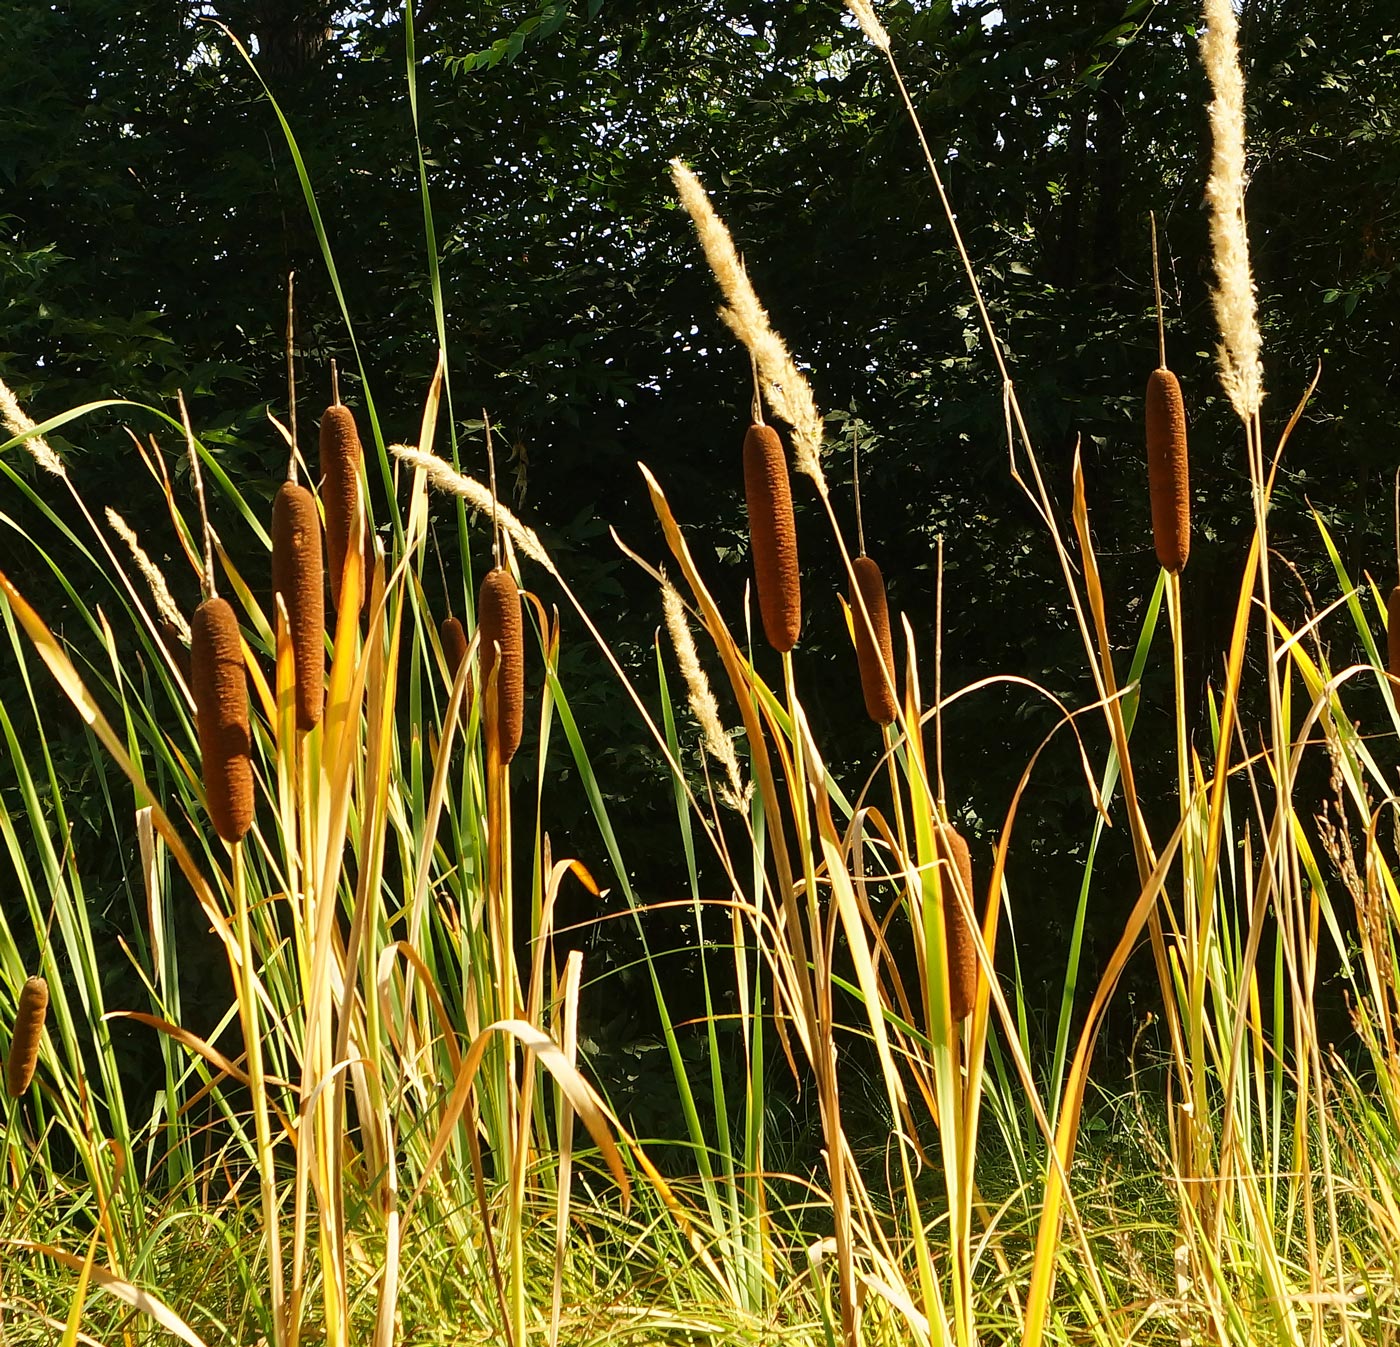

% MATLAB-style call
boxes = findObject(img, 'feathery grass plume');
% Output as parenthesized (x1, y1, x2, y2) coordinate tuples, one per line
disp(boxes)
(843, 0, 890, 50)
(938, 822, 976, 1022)
(442, 614, 469, 678)
(390, 445, 554, 573)
(1146, 370, 1191, 573)
(851, 555, 897, 723)
(271, 481, 325, 731)
(105, 508, 191, 643)
(6, 975, 48, 1097)
(477, 566, 524, 766)
(743, 423, 802, 652)
(1387, 587, 1400, 682)
(319, 402, 363, 610)
(191, 596, 254, 842)
(669, 161, 826, 491)
(661, 577, 749, 810)
(1201, 0, 1263, 421)
(0, 374, 66, 478)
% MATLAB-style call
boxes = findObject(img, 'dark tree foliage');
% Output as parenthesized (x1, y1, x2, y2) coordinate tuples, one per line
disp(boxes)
(2, 0, 1397, 1071)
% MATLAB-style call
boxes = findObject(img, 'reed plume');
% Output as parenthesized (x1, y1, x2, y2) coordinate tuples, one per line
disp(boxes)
(669, 161, 826, 491)
(1201, 0, 1263, 421)
(662, 577, 749, 809)
(106, 508, 191, 643)
(390, 445, 553, 573)
(0, 373, 65, 478)
(843, 0, 890, 49)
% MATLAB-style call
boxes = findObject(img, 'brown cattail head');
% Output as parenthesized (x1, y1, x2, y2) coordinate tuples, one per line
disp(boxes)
(1146, 368, 1190, 573)
(743, 423, 801, 652)
(319, 403, 363, 611)
(6, 975, 48, 1097)
(272, 481, 325, 731)
(938, 823, 977, 1023)
(1387, 587, 1400, 682)
(191, 597, 254, 843)
(158, 619, 191, 684)
(442, 615, 468, 678)
(477, 567, 524, 765)
(851, 555, 897, 724)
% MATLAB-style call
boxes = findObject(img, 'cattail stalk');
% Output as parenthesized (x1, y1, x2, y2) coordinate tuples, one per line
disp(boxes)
(851, 556, 897, 724)
(1387, 587, 1400, 682)
(6, 975, 48, 1097)
(477, 566, 524, 765)
(191, 597, 254, 842)
(1146, 369, 1191, 573)
(320, 402, 363, 611)
(272, 481, 325, 730)
(938, 822, 976, 1023)
(662, 577, 749, 809)
(442, 615, 469, 678)
(743, 423, 801, 652)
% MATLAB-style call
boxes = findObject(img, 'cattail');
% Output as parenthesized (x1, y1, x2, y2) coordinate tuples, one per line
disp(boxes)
(158, 619, 191, 683)
(191, 597, 254, 843)
(1387, 586, 1400, 681)
(851, 555, 897, 724)
(477, 567, 524, 765)
(272, 481, 325, 731)
(442, 615, 469, 678)
(6, 975, 48, 1097)
(938, 823, 977, 1023)
(320, 403, 363, 611)
(1146, 368, 1190, 573)
(743, 423, 801, 652)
